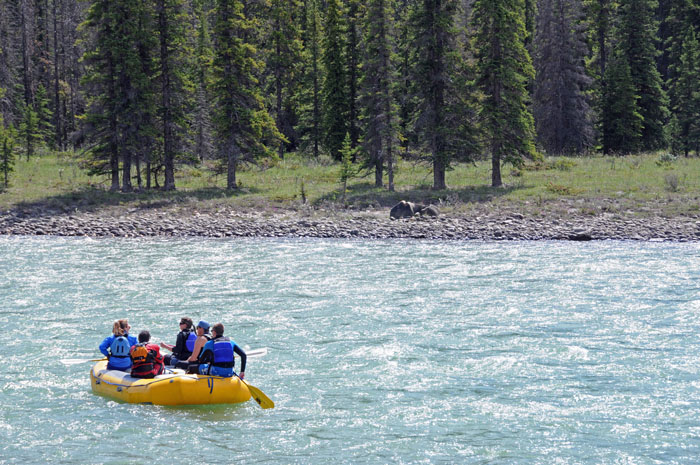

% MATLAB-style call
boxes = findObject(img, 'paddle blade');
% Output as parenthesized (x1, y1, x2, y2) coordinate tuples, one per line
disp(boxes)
(245, 382, 275, 409)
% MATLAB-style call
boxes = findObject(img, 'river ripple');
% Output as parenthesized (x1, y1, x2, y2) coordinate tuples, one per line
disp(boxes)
(0, 237, 699, 464)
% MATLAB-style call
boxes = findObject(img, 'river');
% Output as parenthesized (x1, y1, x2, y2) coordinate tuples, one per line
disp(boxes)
(1, 237, 699, 464)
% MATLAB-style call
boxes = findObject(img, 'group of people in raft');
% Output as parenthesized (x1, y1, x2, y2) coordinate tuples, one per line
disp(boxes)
(98, 317, 247, 379)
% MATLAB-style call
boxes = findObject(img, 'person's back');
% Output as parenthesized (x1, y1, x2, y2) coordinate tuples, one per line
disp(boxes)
(130, 330, 164, 378)
(198, 323, 246, 378)
(99, 319, 137, 371)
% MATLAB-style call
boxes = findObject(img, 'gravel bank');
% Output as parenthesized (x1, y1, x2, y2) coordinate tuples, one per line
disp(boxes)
(2, 201, 700, 241)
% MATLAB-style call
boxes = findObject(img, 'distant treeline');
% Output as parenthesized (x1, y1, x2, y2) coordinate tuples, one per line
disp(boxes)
(0, 0, 697, 191)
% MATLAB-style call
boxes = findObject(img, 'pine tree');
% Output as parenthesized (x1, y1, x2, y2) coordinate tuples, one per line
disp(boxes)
(19, 101, 40, 160)
(0, 117, 17, 188)
(35, 83, 54, 145)
(616, 0, 669, 151)
(192, 0, 215, 162)
(267, 0, 305, 157)
(129, 1, 159, 191)
(395, 0, 418, 158)
(339, 132, 358, 201)
(322, 0, 349, 160)
(666, 14, 700, 156)
(534, 0, 593, 154)
(472, 0, 536, 187)
(601, 52, 643, 154)
(81, 0, 120, 190)
(346, 0, 361, 149)
(155, 0, 191, 190)
(411, 0, 479, 190)
(82, 0, 157, 192)
(359, 0, 398, 189)
(584, 0, 617, 82)
(212, 0, 282, 189)
(299, 0, 323, 158)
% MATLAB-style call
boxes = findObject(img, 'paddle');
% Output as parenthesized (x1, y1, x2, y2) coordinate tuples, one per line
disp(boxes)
(237, 347, 267, 358)
(237, 374, 275, 409)
(60, 347, 267, 366)
(60, 357, 107, 366)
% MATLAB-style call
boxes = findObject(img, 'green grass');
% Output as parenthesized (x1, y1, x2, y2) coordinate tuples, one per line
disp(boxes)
(2, 150, 700, 216)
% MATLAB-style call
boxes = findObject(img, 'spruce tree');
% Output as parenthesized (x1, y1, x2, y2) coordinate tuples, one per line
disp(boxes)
(616, 0, 669, 151)
(19, 101, 40, 160)
(322, 0, 349, 160)
(346, 0, 361, 149)
(666, 0, 700, 156)
(82, 0, 157, 191)
(155, 0, 191, 190)
(130, 1, 159, 190)
(299, 0, 323, 158)
(601, 52, 643, 154)
(411, 0, 478, 190)
(0, 117, 17, 188)
(212, 0, 282, 189)
(584, 0, 617, 82)
(359, 0, 398, 189)
(395, 0, 418, 159)
(667, 20, 700, 156)
(472, 0, 536, 187)
(35, 83, 54, 146)
(192, 0, 215, 162)
(81, 0, 120, 190)
(267, 0, 305, 157)
(534, 0, 593, 154)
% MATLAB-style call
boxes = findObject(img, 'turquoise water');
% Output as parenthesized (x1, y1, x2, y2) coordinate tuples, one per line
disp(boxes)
(1, 236, 700, 464)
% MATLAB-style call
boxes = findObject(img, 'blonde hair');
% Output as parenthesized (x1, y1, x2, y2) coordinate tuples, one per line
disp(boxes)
(112, 319, 129, 336)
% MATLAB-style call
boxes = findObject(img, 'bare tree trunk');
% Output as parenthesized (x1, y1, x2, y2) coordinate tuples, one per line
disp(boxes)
(20, 0, 34, 106)
(491, 145, 501, 187)
(227, 143, 237, 190)
(375, 153, 383, 187)
(122, 150, 132, 192)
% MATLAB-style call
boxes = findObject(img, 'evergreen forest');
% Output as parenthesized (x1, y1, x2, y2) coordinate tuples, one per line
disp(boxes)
(0, 0, 698, 193)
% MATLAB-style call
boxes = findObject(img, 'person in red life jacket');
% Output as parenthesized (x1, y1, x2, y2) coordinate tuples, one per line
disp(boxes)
(160, 317, 196, 366)
(130, 330, 165, 378)
(197, 323, 247, 379)
(178, 320, 211, 372)
(99, 319, 138, 371)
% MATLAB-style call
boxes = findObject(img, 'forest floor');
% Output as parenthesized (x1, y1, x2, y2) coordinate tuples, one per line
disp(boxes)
(1, 151, 699, 241)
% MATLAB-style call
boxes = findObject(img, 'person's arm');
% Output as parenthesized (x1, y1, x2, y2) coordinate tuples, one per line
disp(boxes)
(160, 342, 174, 351)
(98, 336, 113, 357)
(233, 344, 246, 379)
(187, 336, 205, 362)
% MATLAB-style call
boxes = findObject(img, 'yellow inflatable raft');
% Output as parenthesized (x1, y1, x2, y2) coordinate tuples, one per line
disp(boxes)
(90, 361, 252, 406)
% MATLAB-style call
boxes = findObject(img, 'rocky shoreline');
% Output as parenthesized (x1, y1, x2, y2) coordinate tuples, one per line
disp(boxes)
(1, 200, 700, 241)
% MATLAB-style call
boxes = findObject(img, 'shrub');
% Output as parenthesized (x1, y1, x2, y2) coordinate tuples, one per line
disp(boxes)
(664, 173, 681, 192)
(656, 152, 676, 168)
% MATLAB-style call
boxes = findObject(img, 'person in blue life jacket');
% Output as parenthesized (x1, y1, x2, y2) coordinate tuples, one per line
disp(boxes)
(178, 320, 212, 371)
(197, 322, 247, 379)
(160, 317, 196, 366)
(98, 319, 138, 371)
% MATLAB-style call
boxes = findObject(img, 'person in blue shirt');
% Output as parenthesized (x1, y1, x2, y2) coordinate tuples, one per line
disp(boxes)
(198, 322, 246, 379)
(99, 319, 138, 371)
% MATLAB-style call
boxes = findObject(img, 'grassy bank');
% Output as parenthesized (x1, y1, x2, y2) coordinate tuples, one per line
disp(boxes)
(2, 150, 700, 216)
